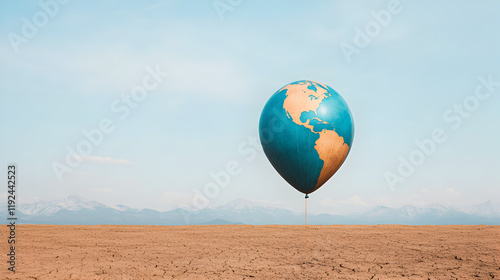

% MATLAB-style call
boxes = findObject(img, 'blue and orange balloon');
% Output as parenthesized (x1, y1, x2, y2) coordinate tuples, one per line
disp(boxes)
(259, 80, 354, 196)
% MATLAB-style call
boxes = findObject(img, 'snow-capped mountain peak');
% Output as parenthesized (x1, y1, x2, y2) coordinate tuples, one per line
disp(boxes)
(454, 200, 500, 217)
(8, 196, 500, 225)
(19, 195, 103, 216)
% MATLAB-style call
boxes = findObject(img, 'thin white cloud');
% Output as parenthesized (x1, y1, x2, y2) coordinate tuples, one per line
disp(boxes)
(81, 156, 132, 165)
(446, 187, 459, 194)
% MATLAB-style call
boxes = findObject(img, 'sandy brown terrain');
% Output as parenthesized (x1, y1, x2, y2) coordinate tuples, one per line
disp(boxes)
(1, 225, 499, 279)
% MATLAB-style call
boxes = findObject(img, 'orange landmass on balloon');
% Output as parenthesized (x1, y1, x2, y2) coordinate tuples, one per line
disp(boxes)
(282, 82, 328, 131)
(313, 129, 350, 190)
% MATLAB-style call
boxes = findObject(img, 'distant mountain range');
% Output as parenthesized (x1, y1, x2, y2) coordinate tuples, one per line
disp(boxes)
(4, 196, 499, 225)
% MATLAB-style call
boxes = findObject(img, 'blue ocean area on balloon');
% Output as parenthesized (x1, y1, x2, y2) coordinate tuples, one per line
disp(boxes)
(294, 80, 353, 145)
(259, 80, 354, 195)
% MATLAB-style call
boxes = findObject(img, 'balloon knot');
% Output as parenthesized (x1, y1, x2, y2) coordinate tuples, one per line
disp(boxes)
(305, 194, 309, 199)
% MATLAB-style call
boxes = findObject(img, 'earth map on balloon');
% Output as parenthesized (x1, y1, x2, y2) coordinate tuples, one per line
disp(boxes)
(259, 80, 354, 195)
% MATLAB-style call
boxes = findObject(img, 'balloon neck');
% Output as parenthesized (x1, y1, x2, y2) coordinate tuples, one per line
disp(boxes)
(305, 194, 309, 199)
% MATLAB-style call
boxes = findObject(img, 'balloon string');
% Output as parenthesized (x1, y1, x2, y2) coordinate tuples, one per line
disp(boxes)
(305, 194, 308, 226)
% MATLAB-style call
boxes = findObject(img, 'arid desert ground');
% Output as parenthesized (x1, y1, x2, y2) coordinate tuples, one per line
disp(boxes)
(2, 225, 499, 279)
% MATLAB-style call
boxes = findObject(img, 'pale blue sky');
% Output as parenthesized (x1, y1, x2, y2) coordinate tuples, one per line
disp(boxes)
(0, 0, 499, 214)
